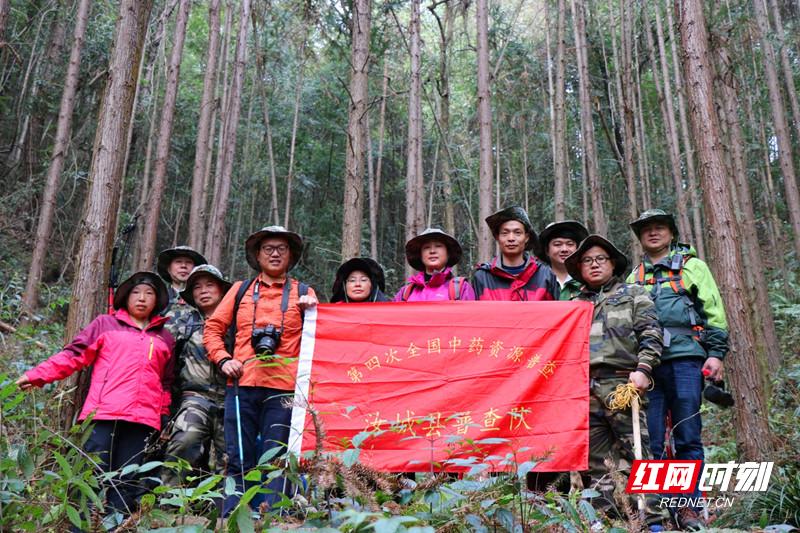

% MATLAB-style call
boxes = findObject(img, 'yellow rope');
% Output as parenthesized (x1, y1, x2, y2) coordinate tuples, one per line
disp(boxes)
(604, 382, 641, 411)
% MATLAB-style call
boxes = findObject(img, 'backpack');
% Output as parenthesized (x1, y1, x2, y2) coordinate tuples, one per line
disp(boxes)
(223, 278, 309, 354)
(633, 253, 704, 342)
(400, 276, 465, 302)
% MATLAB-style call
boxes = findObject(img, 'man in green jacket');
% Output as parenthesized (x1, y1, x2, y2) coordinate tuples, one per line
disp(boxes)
(536, 220, 589, 301)
(565, 235, 665, 529)
(628, 209, 729, 531)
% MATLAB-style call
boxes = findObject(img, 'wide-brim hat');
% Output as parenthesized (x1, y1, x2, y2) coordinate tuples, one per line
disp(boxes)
(180, 264, 232, 308)
(113, 271, 169, 315)
(485, 206, 537, 251)
(157, 246, 207, 282)
(405, 228, 463, 272)
(564, 235, 629, 285)
(330, 257, 386, 303)
(629, 209, 679, 239)
(536, 220, 590, 263)
(244, 225, 303, 271)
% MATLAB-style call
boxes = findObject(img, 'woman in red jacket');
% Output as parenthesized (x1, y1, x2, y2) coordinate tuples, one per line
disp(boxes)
(16, 271, 175, 523)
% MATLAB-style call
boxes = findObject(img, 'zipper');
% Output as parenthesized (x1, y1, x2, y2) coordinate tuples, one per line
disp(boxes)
(148, 337, 154, 360)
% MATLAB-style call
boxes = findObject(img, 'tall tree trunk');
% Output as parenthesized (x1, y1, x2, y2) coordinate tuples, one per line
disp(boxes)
(431, 0, 455, 235)
(61, 0, 153, 429)
(206, 0, 251, 265)
(476, 0, 493, 260)
(571, 0, 606, 234)
(341, 0, 371, 259)
(406, 0, 425, 269)
(715, 39, 781, 369)
(138, 0, 192, 270)
(553, 0, 568, 219)
(188, 0, 221, 251)
(618, 0, 640, 243)
(21, 0, 91, 315)
(752, 0, 800, 259)
(643, 5, 692, 239)
(0, 0, 9, 42)
(769, 0, 800, 155)
(677, 0, 774, 459)
(283, 13, 310, 229)
(664, 0, 704, 258)
(369, 60, 388, 259)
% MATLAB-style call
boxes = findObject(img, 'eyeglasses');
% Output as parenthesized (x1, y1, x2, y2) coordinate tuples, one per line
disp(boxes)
(260, 244, 289, 256)
(580, 255, 610, 266)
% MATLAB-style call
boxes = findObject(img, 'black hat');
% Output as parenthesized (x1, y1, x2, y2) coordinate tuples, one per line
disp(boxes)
(564, 235, 629, 285)
(330, 257, 386, 303)
(629, 209, 679, 239)
(113, 271, 169, 315)
(485, 206, 537, 251)
(157, 246, 207, 283)
(180, 264, 232, 309)
(244, 225, 303, 271)
(536, 220, 590, 263)
(404, 228, 463, 272)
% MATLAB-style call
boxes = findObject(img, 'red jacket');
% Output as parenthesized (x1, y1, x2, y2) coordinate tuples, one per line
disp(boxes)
(471, 255, 560, 301)
(25, 309, 175, 430)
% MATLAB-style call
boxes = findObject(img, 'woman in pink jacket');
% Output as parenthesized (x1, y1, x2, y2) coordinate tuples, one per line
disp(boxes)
(394, 228, 476, 302)
(16, 271, 175, 522)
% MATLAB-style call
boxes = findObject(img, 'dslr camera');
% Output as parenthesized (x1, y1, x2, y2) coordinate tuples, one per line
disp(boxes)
(251, 324, 282, 355)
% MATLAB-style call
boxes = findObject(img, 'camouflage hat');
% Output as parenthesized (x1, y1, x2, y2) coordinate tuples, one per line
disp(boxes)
(330, 257, 386, 303)
(564, 235, 629, 285)
(629, 209, 679, 239)
(157, 246, 207, 283)
(180, 264, 233, 308)
(485, 206, 538, 251)
(536, 220, 590, 263)
(405, 228, 463, 272)
(244, 225, 303, 271)
(113, 271, 170, 315)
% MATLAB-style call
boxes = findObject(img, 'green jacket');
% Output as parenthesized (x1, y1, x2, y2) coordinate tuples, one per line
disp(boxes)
(626, 243, 729, 361)
(559, 277, 582, 301)
(166, 307, 227, 402)
(572, 277, 663, 373)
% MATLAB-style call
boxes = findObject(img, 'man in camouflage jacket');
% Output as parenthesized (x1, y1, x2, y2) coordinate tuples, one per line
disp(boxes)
(565, 235, 665, 528)
(162, 265, 231, 485)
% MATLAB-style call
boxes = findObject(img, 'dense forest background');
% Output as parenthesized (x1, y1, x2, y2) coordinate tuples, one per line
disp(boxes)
(0, 0, 799, 529)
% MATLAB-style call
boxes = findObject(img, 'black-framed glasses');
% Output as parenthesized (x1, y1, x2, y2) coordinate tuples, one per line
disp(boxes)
(261, 244, 289, 256)
(580, 255, 610, 266)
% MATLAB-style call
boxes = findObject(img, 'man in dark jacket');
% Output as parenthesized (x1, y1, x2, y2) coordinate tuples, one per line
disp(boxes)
(536, 220, 589, 301)
(471, 206, 559, 301)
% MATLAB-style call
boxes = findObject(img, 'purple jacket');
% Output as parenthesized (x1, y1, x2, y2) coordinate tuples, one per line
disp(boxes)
(393, 267, 476, 302)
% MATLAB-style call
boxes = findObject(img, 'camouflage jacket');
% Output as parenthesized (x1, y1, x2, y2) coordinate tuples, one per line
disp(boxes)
(572, 277, 663, 373)
(165, 307, 227, 402)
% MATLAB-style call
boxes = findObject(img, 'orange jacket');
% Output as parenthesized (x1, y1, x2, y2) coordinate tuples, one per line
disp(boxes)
(204, 275, 315, 390)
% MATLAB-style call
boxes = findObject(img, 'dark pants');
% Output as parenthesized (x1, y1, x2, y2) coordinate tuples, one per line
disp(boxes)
(84, 420, 154, 514)
(223, 385, 292, 516)
(647, 357, 704, 505)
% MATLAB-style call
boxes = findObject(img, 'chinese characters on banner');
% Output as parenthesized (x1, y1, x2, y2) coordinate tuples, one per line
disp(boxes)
(289, 301, 593, 472)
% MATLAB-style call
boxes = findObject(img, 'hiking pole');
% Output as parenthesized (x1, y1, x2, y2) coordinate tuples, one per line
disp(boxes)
(233, 378, 246, 490)
(631, 394, 647, 523)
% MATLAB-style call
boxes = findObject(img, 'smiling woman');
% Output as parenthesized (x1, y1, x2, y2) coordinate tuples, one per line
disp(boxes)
(330, 257, 389, 303)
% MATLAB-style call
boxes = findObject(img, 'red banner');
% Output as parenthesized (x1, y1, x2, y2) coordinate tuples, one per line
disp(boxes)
(289, 301, 592, 472)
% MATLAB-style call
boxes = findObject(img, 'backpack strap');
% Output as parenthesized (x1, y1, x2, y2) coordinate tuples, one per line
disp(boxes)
(298, 282, 308, 321)
(449, 276, 463, 300)
(224, 278, 254, 354)
(401, 283, 415, 302)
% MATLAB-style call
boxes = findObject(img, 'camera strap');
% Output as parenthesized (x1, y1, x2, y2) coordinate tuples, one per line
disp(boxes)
(251, 277, 293, 334)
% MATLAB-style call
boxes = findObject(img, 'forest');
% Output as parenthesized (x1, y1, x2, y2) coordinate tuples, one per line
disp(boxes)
(0, 0, 799, 530)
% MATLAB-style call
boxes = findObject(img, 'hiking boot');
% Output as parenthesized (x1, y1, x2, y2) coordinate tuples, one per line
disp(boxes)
(676, 506, 703, 531)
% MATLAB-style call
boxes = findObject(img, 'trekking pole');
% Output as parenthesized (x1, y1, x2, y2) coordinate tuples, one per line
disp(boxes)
(233, 377, 246, 488)
(631, 395, 647, 522)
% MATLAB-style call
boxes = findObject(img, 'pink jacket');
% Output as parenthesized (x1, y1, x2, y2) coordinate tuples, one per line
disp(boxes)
(393, 267, 476, 302)
(25, 309, 175, 430)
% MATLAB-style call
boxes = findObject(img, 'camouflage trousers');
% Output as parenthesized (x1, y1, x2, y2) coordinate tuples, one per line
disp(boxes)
(586, 376, 666, 525)
(161, 393, 226, 485)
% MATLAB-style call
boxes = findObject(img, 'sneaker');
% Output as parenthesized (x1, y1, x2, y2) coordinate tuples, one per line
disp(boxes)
(676, 506, 703, 531)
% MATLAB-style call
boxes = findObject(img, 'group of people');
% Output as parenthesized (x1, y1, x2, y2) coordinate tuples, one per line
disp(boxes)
(16, 205, 728, 531)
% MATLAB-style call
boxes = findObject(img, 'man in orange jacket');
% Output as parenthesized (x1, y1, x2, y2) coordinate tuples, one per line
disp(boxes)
(204, 226, 317, 515)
